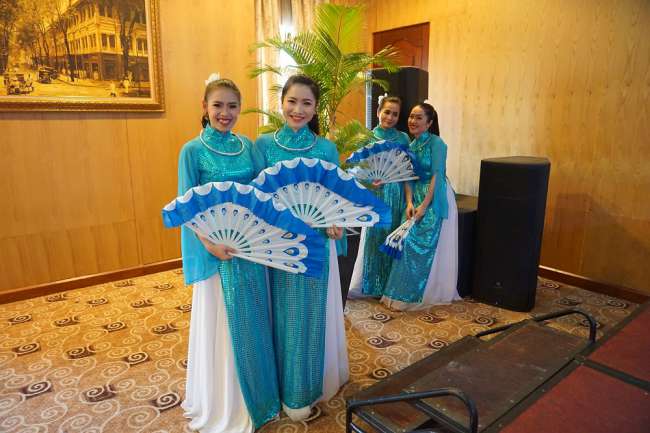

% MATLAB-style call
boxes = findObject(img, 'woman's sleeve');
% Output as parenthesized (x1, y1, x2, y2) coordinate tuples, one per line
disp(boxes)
(399, 131, 411, 146)
(323, 139, 339, 166)
(249, 136, 267, 174)
(431, 138, 449, 219)
(178, 144, 198, 195)
(176, 142, 218, 284)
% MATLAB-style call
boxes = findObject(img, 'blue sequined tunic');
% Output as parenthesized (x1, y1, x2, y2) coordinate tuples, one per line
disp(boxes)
(178, 125, 279, 427)
(383, 132, 449, 303)
(254, 124, 343, 409)
(360, 126, 411, 296)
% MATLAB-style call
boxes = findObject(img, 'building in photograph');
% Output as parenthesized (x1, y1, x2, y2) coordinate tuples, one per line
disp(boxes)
(45, 0, 149, 86)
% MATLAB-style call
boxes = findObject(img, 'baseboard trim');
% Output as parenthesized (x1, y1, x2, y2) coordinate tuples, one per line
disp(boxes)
(538, 266, 649, 304)
(0, 258, 183, 304)
(2, 260, 647, 306)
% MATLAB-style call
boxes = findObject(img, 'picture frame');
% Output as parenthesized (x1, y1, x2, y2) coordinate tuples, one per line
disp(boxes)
(0, 0, 164, 112)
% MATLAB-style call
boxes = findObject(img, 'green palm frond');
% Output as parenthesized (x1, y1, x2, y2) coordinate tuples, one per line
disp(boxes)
(249, 64, 285, 78)
(370, 78, 391, 91)
(315, 4, 364, 53)
(242, 108, 285, 134)
(372, 45, 401, 73)
(332, 120, 373, 157)
(269, 84, 284, 101)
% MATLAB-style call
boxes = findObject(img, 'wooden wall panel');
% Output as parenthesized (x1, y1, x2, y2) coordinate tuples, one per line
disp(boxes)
(0, 1, 259, 294)
(363, 0, 650, 293)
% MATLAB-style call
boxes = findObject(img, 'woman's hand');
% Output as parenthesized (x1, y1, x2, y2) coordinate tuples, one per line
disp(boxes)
(414, 204, 427, 221)
(405, 203, 415, 219)
(369, 179, 383, 190)
(326, 226, 343, 240)
(198, 235, 236, 260)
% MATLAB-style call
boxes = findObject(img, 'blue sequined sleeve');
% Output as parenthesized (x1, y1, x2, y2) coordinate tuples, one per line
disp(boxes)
(431, 136, 449, 219)
(398, 131, 411, 146)
(252, 134, 271, 168)
(322, 138, 340, 166)
(248, 137, 267, 176)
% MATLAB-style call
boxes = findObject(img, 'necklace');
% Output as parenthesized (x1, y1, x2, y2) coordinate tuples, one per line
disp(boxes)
(373, 128, 399, 141)
(273, 128, 316, 152)
(199, 129, 245, 156)
(410, 134, 432, 152)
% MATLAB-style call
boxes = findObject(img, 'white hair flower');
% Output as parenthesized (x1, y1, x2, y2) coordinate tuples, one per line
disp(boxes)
(423, 98, 431, 105)
(205, 72, 221, 86)
(378, 93, 388, 105)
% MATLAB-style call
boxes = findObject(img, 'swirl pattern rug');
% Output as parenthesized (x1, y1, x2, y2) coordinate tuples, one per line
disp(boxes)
(0, 269, 636, 432)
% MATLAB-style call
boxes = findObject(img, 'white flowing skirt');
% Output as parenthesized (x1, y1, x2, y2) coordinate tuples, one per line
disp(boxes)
(284, 239, 350, 420)
(321, 239, 350, 400)
(182, 273, 254, 433)
(347, 228, 368, 299)
(381, 182, 460, 310)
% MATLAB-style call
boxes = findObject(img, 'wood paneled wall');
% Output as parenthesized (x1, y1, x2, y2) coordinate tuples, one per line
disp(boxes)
(0, 1, 259, 294)
(363, 0, 650, 293)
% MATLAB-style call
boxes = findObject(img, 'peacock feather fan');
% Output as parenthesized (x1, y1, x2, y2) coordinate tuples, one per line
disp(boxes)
(346, 140, 420, 185)
(162, 181, 326, 277)
(251, 157, 392, 228)
(379, 218, 416, 259)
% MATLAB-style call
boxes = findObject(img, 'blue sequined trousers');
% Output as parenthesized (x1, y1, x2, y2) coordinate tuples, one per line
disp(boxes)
(361, 127, 409, 296)
(254, 125, 342, 408)
(178, 126, 280, 427)
(383, 132, 448, 304)
(269, 239, 329, 407)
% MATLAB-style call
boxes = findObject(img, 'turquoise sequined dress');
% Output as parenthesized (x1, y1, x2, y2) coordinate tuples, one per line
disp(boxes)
(178, 126, 279, 429)
(255, 124, 347, 410)
(358, 126, 410, 296)
(383, 132, 450, 304)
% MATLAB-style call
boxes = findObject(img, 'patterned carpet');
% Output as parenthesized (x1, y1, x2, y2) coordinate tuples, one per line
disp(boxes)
(0, 269, 636, 433)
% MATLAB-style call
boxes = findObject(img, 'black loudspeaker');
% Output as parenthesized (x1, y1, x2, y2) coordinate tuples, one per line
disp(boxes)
(370, 67, 428, 134)
(472, 157, 551, 312)
(456, 194, 478, 298)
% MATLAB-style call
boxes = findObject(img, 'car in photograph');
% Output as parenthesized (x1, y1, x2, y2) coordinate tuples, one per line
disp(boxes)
(38, 66, 58, 83)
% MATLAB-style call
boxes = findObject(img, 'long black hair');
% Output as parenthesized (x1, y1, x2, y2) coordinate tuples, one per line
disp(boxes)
(201, 78, 241, 128)
(413, 102, 440, 136)
(281, 74, 321, 135)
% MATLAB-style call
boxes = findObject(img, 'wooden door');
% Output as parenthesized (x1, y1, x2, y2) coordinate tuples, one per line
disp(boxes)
(373, 22, 429, 70)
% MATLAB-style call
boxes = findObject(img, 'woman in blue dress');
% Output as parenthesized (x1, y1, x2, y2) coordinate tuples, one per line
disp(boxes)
(349, 95, 411, 298)
(179, 75, 280, 432)
(382, 102, 460, 311)
(254, 74, 349, 421)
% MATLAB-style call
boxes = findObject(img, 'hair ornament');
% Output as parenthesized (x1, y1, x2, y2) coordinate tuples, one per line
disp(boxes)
(423, 98, 432, 105)
(378, 93, 388, 105)
(205, 72, 221, 86)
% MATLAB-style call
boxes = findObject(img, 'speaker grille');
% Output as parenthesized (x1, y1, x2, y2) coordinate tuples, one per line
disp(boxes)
(473, 157, 551, 311)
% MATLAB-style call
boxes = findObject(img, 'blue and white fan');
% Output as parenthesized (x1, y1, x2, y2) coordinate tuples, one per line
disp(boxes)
(162, 181, 325, 277)
(252, 157, 392, 228)
(379, 218, 415, 259)
(346, 140, 419, 185)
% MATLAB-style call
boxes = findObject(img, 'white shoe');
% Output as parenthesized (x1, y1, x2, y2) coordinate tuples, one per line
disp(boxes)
(282, 403, 311, 422)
